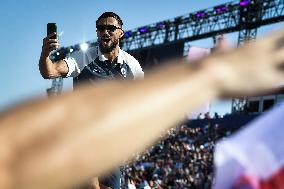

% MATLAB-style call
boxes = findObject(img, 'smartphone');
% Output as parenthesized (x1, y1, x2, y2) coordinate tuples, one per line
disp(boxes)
(47, 23, 57, 39)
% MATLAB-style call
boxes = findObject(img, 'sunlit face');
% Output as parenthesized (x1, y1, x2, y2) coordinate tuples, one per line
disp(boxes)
(96, 17, 124, 53)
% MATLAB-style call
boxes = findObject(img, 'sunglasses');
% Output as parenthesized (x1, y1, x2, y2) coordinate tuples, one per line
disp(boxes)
(97, 25, 122, 32)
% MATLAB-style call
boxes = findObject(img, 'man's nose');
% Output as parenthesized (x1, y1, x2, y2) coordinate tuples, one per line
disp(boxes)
(102, 29, 108, 34)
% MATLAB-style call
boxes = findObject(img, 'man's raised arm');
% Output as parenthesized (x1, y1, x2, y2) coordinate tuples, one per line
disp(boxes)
(39, 32, 68, 79)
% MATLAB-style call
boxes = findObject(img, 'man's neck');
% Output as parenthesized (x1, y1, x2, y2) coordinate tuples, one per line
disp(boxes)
(104, 46, 120, 63)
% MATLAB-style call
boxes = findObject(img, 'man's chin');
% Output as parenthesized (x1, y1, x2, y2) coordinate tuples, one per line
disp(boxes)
(99, 43, 116, 53)
(100, 46, 112, 53)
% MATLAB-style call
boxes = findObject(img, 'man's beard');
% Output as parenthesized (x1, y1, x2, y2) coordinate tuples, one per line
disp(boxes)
(99, 38, 119, 53)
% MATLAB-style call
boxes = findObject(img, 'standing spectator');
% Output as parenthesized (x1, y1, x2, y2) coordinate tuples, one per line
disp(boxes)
(39, 12, 144, 189)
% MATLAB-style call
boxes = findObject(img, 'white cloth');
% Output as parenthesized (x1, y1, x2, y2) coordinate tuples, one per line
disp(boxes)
(127, 183, 136, 189)
(213, 103, 284, 189)
(64, 46, 144, 79)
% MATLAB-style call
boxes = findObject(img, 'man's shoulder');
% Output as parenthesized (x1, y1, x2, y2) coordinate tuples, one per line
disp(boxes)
(120, 49, 139, 64)
(120, 50, 136, 60)
(119, 49, 144, 79)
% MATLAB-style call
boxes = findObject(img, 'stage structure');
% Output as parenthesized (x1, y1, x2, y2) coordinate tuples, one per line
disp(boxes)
(49, 0, 284, 112)
(121, 0, 284, 50)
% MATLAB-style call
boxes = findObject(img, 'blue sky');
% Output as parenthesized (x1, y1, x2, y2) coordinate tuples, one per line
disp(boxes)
(1, 0, 283, 115)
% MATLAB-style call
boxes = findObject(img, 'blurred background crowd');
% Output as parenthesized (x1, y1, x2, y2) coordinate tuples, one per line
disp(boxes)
(121, 113, 242, 189)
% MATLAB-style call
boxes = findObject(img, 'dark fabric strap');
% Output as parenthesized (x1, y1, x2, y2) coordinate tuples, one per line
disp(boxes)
(73, 57, 134, 89)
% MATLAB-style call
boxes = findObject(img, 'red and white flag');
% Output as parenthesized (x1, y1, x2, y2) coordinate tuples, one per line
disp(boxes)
(213, 103, 284, 189)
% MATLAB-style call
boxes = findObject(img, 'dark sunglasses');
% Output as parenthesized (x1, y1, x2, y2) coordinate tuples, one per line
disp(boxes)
(97, 25, 121, 32)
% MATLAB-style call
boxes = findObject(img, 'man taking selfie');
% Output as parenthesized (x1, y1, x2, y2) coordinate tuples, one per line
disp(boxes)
(39, 12, 144, 189)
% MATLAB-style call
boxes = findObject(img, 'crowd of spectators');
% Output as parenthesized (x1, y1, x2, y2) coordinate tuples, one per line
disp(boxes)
(121, 114, 236, 189)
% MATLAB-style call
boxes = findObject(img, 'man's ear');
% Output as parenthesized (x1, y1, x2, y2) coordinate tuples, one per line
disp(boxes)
(120, 30, 124, 39)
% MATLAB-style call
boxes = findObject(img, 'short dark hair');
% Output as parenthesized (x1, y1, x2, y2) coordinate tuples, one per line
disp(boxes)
(96, 12, 123, 27)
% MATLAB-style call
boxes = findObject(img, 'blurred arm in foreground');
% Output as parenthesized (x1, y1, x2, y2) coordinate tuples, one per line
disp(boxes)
(1, 29, 284, 189)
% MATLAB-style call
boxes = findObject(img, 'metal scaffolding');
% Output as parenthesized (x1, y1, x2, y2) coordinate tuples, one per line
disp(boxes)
(231, 0, 264, 113)
(120, 0, 284, 51)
